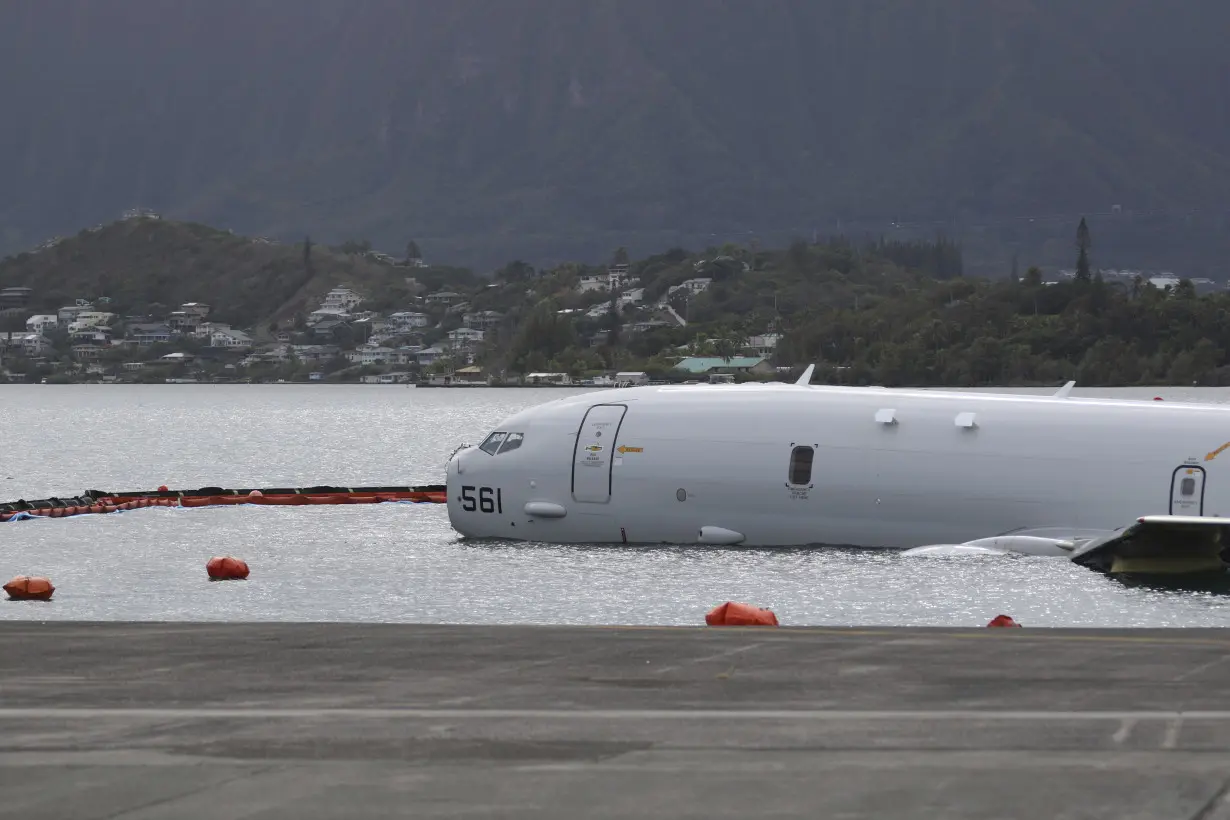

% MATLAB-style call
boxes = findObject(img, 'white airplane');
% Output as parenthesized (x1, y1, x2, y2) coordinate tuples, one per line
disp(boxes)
(445, 371, 1230, 575)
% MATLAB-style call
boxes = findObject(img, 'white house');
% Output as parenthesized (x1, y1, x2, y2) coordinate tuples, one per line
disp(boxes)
(668, 277, 713, 298)
(347, 344, 395, 365)
(615, 371, 650, 386)
(210, 328, 253, 349)
(744, 333, 781, 357)
(388, 311, 431, 329)
(73, 311, 114, 327)
(524, 372, 572, 385)
(57, 304, 92, 325)
(619, 288, 645, 306)
(26, 315, 58, 334)
(321, 287, 363, 311)
(21, 334, 50, 356)
(447, 328, 485, 349)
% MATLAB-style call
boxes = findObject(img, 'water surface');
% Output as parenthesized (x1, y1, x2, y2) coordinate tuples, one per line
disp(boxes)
(2, 384, 1229, 627)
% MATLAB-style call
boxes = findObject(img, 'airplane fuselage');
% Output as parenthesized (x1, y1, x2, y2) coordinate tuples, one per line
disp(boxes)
(446, 384, 1230, 549)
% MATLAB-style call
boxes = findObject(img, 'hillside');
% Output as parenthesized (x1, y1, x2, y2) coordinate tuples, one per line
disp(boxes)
(0, 218, 467, 329)
(1, 1, 1229, 273)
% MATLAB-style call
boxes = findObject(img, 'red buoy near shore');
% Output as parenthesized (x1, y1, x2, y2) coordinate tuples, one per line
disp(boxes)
(4, 576, 54, 601)
(986, 614, 1021, 627)
(206, 556, 250, 581)
(705, 601, 779, 626)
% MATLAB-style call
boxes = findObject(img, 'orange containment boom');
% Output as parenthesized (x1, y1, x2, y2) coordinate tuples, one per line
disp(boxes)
(0, 484, 445, 522)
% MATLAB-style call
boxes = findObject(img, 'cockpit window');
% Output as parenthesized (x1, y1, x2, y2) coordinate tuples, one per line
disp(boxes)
(479, 432, 507, 455)
(498, 432, 524, 454)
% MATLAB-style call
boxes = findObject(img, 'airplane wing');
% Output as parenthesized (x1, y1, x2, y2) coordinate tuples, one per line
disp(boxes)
(904, 516, 1230, 575)
(1068, 515, 1230, 574)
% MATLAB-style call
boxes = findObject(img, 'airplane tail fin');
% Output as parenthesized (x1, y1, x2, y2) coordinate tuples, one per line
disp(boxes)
(795, 364, 815, 386)
(1053, 380, 1075, 398)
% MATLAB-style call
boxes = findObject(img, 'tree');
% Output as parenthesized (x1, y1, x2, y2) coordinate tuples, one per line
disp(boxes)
(1075, 217, 1092, 284)
(612, 247, 629, 265)
(405, 240, 422, 263)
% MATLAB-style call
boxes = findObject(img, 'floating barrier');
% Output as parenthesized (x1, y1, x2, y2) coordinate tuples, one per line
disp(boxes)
(0, 484, 446, 522)
(206, 556, 250, 581)
(705, 601, 780, 626)
(986, 614, 1022, 627)
(4, 576, 55, 601)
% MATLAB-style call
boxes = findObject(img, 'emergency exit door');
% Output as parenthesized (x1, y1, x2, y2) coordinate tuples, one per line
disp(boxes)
(572, 404, 627, 503)
(1170, 465, 1206, 515)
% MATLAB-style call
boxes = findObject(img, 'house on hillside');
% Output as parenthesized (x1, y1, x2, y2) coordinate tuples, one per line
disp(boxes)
(388, 311, 431, 329)
(129, 323, 175, 346)
(321, 287, 363, 311)
(0, 287, 33, 310)
(210, 328, 253, 349)
(26, 315, 58, 335)
(667, 278, 712, 298)
(347, 344, 395, 365)
(673, 357, 773, 377)
(446, 328, 485, 352)
(743, 333, 780, 358)
(462, 310, 503, 330)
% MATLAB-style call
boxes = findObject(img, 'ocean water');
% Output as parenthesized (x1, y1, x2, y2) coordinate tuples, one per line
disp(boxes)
(2, 383, 1230, 627)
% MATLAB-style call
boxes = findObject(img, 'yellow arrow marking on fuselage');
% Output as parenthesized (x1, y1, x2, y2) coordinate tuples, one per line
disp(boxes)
(1206, 442, 1230, 462)
(617, 445, 643, 454)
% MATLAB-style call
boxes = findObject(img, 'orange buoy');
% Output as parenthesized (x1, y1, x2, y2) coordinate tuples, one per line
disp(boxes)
(986, 614, 1021, 627)
(206, 556, 250, 581)
(4, 576, 54, 601)
(705, 601, 779, 626)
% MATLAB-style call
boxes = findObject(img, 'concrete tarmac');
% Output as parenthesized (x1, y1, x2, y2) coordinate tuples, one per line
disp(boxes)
(2, 623, 1230, 819)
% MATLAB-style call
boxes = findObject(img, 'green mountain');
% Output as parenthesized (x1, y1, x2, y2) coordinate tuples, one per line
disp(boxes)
(2, 1, 1229, 272)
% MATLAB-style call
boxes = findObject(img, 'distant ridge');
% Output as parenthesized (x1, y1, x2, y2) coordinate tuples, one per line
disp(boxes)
(1, 0, 1229, 271)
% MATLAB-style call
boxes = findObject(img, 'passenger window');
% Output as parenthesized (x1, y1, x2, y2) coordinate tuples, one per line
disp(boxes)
(498, 432, 524, 454)
(788, 446, 814, 485)
(479, 432, 507, 455)
(1181, 477, 1196, 496)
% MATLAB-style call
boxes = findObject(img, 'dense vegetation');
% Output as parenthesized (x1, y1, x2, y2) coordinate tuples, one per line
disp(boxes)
(2, 1, 1229, 272)
(482, 234, 1230, 387)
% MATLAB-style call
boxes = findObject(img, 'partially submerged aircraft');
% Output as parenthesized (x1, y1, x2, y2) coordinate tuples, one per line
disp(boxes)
(446, 372, 1230, 575)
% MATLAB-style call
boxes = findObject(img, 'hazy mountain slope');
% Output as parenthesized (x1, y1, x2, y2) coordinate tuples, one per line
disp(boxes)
(1, 0, 1228, 269)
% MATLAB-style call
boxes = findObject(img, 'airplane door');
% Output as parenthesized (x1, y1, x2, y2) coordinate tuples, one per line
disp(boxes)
(1170, 465, 1205, 515)
(572, 404, 627, 503)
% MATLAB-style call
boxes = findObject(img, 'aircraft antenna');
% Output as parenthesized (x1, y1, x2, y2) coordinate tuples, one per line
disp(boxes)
(1053, 380, 1076, 398)
(795, 364, 815, 386)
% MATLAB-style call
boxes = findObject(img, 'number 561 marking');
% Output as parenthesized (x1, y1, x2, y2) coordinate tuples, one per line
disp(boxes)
(460, 485, 503, 514)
